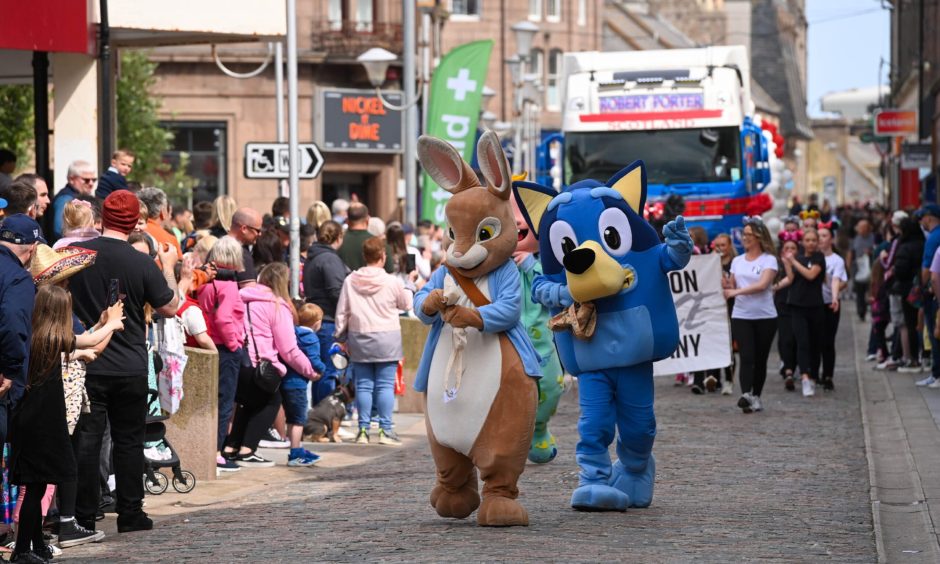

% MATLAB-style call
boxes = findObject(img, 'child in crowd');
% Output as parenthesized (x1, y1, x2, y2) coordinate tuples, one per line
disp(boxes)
(53, 199, 100, 250)
(282, 303, 327, 466)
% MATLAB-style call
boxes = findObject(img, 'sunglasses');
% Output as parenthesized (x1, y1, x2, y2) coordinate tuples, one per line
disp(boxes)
(79, 177, 96, 184)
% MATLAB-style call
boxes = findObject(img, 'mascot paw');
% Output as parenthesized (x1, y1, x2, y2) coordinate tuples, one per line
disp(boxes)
(477, 496, 529, 527)
(528, 433, 558, 464)
(430, 483, 480, 519)
(609, 455, 656, 508)
(570, 484, 630, 512)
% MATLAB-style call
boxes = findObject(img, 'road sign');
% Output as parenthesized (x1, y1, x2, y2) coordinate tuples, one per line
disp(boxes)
(874, 109, 917, 137)
(901, 143, 931, 170)
(244, 142, 324, 179)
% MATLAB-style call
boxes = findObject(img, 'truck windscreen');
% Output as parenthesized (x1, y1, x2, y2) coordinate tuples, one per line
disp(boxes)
(565, 127, 741, 186)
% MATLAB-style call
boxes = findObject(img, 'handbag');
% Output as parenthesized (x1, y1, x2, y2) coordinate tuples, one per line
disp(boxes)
(244, 302, 282, 394)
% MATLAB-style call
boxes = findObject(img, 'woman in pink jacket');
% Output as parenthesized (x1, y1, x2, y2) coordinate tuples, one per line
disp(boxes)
(224, 262, 316, 467)
(196, 236, 246, 472)
(335, 237, 414, 446)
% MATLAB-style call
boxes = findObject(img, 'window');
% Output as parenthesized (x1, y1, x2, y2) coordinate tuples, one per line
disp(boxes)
(161, 122, 227, 205)
(451, 0, 481, 17)
(546, 0, 561, 21)
(529, 0, 541, 20)
(527, 47, 543, 77)
(547, 49, 562, 110)
(578, 0, 586, 26)
(355, 0, 374, 32)
(328, 0, 343, 30)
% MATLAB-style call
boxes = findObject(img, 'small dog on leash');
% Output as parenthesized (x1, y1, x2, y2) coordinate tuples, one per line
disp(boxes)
(303, 384, 354, 442)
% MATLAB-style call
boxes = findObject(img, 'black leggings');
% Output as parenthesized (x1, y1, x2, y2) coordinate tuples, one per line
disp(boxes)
(225, 370, 281, 452)
(15, 481, 47, 555)
(820, 305, 841, 379)
(777, 311, 797, 375)
(791, 305, 824, 380)
(731, 318, 777, 397)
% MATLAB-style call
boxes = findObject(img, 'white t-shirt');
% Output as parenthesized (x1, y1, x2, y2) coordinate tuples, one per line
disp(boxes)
(730, 253, 778, 320)
(822, 252, 848, 304)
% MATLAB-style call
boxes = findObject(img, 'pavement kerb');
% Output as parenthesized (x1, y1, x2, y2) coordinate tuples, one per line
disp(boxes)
(854, 314, 940, 562)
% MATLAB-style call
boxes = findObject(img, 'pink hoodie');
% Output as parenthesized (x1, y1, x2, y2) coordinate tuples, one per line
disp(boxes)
(197, 280, 245, 352)
(335, 266, 413, 363)
(239, 284, 314, 379)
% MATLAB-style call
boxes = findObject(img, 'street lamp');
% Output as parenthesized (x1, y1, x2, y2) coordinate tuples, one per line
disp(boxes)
(511, 21, 539, 60)
(357, 47, 397, 88)
(480, 111, 497, 130)
(481, 85, 496, 111)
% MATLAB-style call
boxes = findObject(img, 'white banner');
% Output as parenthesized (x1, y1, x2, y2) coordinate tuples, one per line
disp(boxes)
(653, 254, 732, 376)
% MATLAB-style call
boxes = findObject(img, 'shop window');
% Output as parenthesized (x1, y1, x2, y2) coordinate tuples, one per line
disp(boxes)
(578, 0, 586, 26)
(547, 48, 562, 110)
(161, 122, 227, 204)
(451, 0, 481, 17)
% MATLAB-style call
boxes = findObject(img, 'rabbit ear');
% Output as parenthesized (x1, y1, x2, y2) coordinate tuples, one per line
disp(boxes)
(477, 130, 511, 200)
(417, 135, 472, 195)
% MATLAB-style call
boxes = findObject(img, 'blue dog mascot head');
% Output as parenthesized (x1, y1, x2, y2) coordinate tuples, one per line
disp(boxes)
(512, 161, 680, 374)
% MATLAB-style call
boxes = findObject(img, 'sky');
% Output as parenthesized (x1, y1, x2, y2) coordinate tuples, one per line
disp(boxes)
(805, 0, 891, 117)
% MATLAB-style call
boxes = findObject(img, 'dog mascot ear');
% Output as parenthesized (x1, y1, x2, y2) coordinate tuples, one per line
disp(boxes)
(412, 132, 542, 527)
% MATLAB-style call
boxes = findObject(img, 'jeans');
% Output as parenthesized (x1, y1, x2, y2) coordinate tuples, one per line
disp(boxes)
(74, 374, 148, 526)
(353, 361, 397, 432)
(312, 321, 338, 405)
(731, 318, 778, 396)
(225, 369, 281, 452)
(854, 281, 869, 320)
(925, 298, 940, 378)
(217, 347, 242, 451)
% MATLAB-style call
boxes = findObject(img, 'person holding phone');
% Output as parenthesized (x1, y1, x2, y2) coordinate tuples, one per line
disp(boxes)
(386, 223, 423, 297)
(67, 191, 179, 534)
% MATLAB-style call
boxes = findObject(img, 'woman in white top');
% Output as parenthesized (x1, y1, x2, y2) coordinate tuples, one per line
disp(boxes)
(722, 218, 779, 414)
(818, 225, 848, 390)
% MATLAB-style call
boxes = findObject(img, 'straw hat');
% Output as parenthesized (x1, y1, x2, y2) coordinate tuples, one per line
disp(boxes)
(30, 244, 97, 285)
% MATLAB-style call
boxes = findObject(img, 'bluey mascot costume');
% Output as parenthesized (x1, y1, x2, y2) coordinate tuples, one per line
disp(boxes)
(513, 161, 693, 511)
(413, 132, 541, 527)
(510, 174, 566, 464)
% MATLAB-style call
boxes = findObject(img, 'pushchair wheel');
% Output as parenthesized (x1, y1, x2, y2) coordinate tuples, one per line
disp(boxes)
(144, 471, 169, 495)
(172, 470, 196, 494)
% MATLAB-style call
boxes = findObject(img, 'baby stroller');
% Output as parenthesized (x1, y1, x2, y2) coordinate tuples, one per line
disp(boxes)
(143, 389, 196, 495)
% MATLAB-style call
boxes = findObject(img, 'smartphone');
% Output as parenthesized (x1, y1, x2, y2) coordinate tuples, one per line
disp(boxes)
(108, 278, 121, 307)
(405, 254, 416, 273)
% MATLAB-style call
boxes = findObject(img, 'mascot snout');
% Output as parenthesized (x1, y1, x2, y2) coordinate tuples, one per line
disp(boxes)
(565, 241, 632, 303)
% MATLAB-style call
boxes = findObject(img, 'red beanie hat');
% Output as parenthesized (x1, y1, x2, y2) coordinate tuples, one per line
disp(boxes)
(102, 191, 140, 234)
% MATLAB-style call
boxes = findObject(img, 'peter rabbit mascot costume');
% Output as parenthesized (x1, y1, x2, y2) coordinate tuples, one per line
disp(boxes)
(514, 161, 693, 512)
(413, 131, 541, 527)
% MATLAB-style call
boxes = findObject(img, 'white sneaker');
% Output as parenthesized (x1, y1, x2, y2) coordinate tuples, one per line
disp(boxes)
(876, 359, 900, 371)
(258, 427, 290, 449)
(865, 353, 878, 362)
(751, 396, 763, 412)
(737, 393, 753, 413)
(928, 379, 940, 389)
(336, 427, 356, 441)
(720, 380, 733, 396)
(916, 375, 937, 387)
(802, 379, 815, 397)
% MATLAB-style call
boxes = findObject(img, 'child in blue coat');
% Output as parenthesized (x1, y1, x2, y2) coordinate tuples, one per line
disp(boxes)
(283, 303, 327, 466)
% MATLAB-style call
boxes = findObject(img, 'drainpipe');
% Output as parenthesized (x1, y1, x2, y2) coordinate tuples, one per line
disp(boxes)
(99, 0, 113, 173)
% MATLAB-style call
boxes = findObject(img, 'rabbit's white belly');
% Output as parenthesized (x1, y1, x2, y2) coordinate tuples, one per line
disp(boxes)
(426, 275, 501, 456)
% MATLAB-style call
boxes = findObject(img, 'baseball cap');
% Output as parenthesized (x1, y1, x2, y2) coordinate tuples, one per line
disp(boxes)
(914, 204, 940, 220)
(0, 214, 46, 245)
(0, 198, 7, 210)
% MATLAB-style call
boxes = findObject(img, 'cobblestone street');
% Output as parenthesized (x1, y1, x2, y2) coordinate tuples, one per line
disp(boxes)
(68, 317, 875, 563)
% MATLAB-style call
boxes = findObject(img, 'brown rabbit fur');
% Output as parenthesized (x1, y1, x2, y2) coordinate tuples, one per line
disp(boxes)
(415, 131, 538, 527)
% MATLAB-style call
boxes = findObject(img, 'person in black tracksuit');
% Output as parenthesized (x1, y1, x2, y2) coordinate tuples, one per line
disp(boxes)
(783, 228, 826, 397)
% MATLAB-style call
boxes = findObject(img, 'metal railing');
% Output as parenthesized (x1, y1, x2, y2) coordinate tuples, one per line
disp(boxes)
(311, 20, 403, 58)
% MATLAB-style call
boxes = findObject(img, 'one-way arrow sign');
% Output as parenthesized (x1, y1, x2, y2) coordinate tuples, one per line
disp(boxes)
(244, 142, 325, 179)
